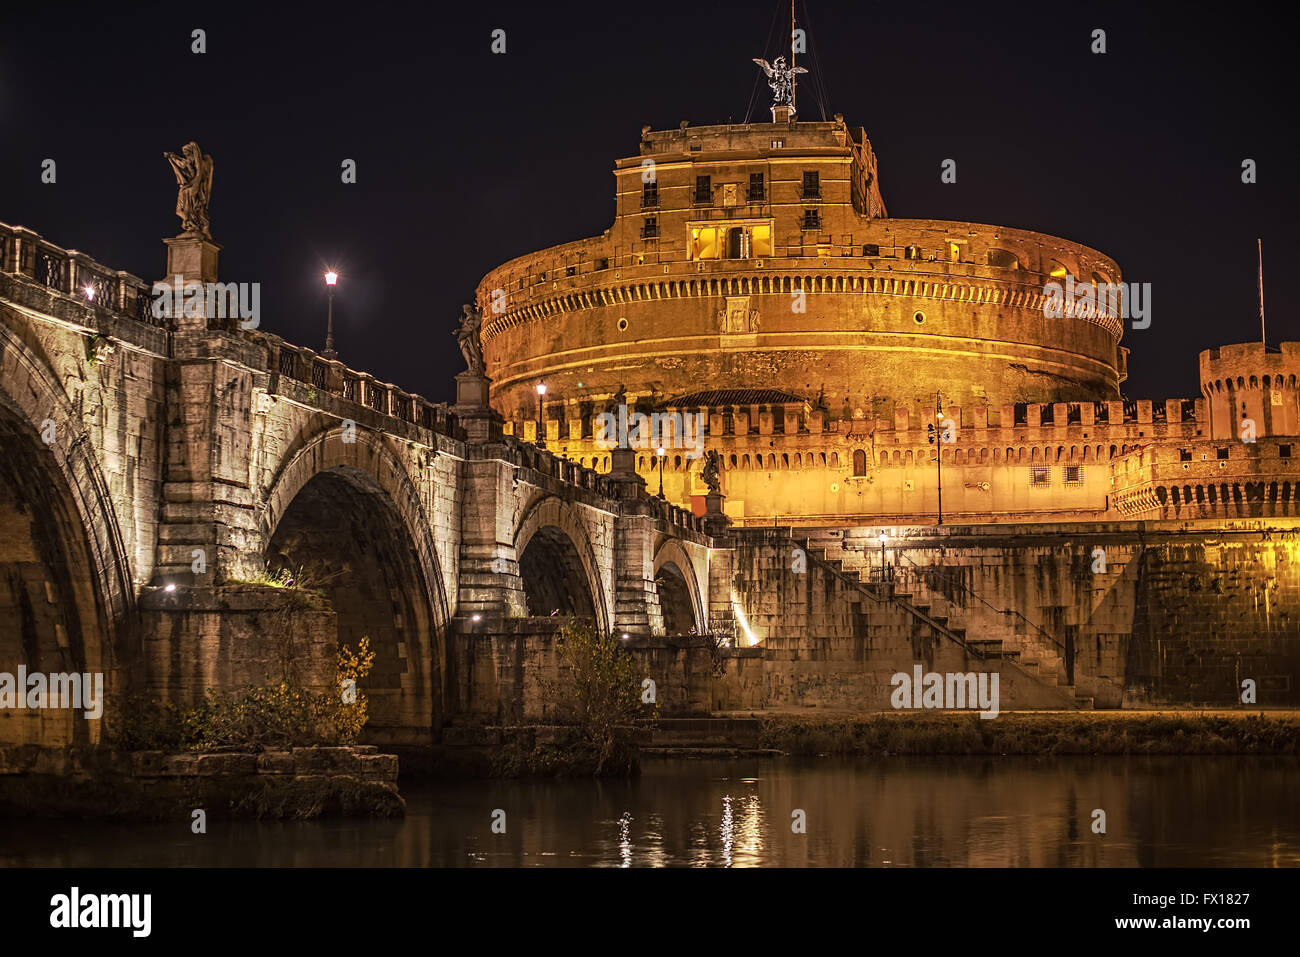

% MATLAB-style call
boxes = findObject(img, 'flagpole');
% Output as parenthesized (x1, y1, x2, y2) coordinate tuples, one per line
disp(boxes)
(790, 0, 797, 115)
(1259, 238, 1266, 348)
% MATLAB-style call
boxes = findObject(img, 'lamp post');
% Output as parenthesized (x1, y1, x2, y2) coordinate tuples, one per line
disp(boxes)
(322, 271, 338, 359)
(536, 381, 547, 449)
(656, 445, 666, 498)
(926, 390, 944, 525)
(879, 529, 888, 583)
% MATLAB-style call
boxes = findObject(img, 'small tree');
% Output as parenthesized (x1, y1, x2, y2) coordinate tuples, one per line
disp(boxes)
(551, 618, 652, 774)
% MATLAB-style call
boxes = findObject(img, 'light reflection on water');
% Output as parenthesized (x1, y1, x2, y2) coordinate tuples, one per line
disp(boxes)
(1, 755, 1297, 867)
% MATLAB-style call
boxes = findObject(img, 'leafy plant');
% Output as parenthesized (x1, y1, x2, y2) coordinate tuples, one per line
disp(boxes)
(546, 618, 654, 774)
(107, 637, 376, 752)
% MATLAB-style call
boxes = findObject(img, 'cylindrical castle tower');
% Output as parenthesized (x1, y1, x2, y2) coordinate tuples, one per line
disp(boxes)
(1199, 341, 1300, 440)
(476, 116, 1126, 425)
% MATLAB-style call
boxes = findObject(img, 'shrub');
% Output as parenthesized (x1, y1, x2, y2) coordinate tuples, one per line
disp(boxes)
(546, 618, 653, 774)
(108, 637, 375, 752)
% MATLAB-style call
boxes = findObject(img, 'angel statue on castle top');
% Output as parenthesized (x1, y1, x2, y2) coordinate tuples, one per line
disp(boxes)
(752, 55, 807, 107)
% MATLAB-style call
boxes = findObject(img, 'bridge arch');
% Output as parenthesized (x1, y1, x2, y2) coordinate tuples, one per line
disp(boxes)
(652, 539, 704, 636)
(0, 320, 134, 748)
(260, 425, 450, 743)
(513, 496, 609, 632)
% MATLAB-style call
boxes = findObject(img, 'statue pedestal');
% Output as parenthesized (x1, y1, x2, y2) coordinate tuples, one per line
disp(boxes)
(607, 446, 646, 499)
(163, 234, 221, 284)
(454, 371, 491, 409)
(704, 491, 730, 536)
(771, 104, 796, 124)
(452, 372, 501, 444)
(159, 235, 222, 334)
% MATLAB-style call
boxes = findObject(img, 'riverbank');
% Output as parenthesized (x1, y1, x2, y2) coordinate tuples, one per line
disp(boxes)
(751, 710, 1300, 756)
(0, 745, 405, 820)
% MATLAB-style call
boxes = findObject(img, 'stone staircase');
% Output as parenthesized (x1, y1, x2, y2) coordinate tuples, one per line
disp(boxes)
(798, 530, 1091, 709)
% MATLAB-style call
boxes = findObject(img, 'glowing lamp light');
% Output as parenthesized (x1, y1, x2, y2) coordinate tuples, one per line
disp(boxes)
(537, 382, 547, 397)
(324, 271, 338, 287)
(471, 614, 482, 622)
(164, 583, 176, 593)
(880, 531, 888, 545)
(656, 446, 666, 457)
(621, 633, 630, 640)
(84, 285, 96, 301)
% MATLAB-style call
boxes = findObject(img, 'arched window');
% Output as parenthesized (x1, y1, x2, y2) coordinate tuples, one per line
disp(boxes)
(853, 449, 867, 476)
(988, 248, 1020, 269)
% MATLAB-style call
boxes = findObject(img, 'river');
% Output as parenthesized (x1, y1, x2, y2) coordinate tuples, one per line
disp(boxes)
(2, 756, 1296, 867)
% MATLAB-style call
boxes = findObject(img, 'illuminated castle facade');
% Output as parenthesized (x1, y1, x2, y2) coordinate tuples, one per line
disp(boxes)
(477, 116, 1300, 526)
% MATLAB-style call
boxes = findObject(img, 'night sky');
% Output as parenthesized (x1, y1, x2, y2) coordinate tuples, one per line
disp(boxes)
(1, 0, 1293, 403)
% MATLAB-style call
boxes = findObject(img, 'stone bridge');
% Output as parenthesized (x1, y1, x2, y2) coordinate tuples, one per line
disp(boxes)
(0, 224, 714, 750)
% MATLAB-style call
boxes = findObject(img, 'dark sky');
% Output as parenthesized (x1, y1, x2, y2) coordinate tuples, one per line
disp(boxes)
(1, 0, 1293, 403)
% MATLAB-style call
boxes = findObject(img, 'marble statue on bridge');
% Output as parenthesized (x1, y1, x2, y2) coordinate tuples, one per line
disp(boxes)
(455, 303, 485, 374)
(164, 141, 213, 238)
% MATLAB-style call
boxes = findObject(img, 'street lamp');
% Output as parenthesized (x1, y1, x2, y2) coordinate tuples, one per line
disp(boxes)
(656, 445, 666, 498)
(536, 381, 547, 449)
(879, 529, 888, 582)
(926, 390, 944, 525)
(322, 270, 339, 359)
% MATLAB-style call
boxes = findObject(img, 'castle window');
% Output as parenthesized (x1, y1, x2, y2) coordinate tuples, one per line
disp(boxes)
(1030, 467, 1050, 487)
(1282, 445, 1293, 458)
(1047, 259, 1069, 278)
(802, 209, 821, 230)
(1064, 465, 1083, 485)
(949, 242, 962, 262)
(988, 248, 1021, 269)
(802, 170, 820, 199)
(694, 176, 712, 205)
(863, 243, 879, 256)
(852, 449, 867, 476)
(726, 227, 754, 259)
(689, 226, 721, 260)
(749, 173, 765, 202)
(641, 217, 659, 239)
(596, 258, 609, 270)
(641, 183, 659, 208)
(1179, 449, 1193, 462)
(770, 139, 784, 148)
(565, 265, 576, 276)
(1216, 447, 1230, 460)
(904, 246, 922, 260)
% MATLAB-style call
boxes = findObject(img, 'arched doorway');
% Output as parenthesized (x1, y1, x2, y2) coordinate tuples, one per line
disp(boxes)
(655, 561, 696, 635)
(518, 526, 597, 620)
(265, 465, 442, 745)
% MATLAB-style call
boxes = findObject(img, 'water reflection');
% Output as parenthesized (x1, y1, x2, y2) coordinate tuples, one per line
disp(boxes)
(1, 756, 1296, 867)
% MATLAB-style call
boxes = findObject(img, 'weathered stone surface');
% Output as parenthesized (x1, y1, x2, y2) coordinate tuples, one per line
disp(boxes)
(196, 753, 256, 776)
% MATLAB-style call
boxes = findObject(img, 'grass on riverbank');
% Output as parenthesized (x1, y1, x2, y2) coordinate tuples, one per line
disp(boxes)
(758, 712, 1300, 756)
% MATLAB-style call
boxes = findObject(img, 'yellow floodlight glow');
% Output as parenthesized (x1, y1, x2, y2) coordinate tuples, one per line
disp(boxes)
(731, 593, 759, 646)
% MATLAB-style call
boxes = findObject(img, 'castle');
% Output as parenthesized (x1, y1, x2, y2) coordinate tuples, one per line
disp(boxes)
(475, 115, 1300, 529)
